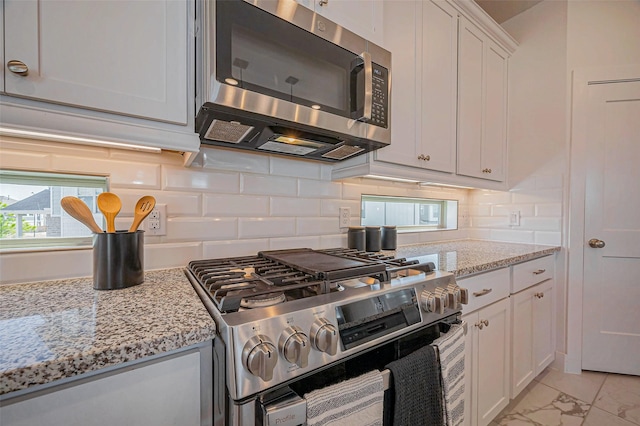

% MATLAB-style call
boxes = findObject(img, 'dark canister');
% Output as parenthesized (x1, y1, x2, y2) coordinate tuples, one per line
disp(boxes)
(93, 230, 144, 290)
(347, 226, 366, 251)
(365, 226, 382, 252)
(381, 225, 397, 250)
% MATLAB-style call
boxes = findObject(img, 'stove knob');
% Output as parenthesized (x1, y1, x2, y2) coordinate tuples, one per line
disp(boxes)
(243, 335, 278, 382)
(421, 289, 446, 314)
(446, 283, 469, 307)
(310, 318, 339, 356)
(279, 326, 311, 368)
(435, 287, 450, 308)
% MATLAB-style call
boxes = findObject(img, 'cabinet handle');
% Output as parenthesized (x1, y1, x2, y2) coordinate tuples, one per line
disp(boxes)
(532, 269, 546, 275)
(475, 319, 490, 330)
(472, 288, 492, 297)
(482, 168, 492, 173)
(318, 0, 328, 5)
(535, 292, 544, 299)
(7, 60, 29, 76)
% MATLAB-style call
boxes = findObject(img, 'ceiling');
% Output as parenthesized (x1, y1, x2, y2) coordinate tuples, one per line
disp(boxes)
(475, 0, 543, 23)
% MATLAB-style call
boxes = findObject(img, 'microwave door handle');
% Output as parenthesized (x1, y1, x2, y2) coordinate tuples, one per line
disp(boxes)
(361, 51, 373, 122)
(350, 52, 373, 122)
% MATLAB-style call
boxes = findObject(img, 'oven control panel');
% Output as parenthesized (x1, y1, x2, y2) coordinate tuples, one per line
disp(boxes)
(225, 271, 467, 400)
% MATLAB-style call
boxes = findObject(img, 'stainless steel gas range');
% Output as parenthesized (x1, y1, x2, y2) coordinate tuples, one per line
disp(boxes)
(185, 248, 468, 426)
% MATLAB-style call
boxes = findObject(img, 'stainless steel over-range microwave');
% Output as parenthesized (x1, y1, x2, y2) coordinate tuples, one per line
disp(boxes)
(195, 0, 392, 162)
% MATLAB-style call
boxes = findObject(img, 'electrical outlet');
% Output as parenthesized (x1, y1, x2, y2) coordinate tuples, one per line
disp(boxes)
(339, 207, 351, 228)
(509, 210, 521, 227)
(146, 204, 167, 236)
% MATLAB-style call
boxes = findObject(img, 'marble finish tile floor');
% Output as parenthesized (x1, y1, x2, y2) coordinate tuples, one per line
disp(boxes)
(491, 367, 640, 426)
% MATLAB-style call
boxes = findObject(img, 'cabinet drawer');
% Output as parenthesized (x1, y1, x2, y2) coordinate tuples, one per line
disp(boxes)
(511, 255, 554, 294)
(459, 267, 510, 314)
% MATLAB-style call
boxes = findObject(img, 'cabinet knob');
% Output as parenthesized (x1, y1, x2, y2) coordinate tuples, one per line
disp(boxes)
(535, 292, 544, 299)
(482, 168, 492, 173)
(417, 154, 431, 161)
(588, 238, 605, 248)
(7, 60, 29, 76)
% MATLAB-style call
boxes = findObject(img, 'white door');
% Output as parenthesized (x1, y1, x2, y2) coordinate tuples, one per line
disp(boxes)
(581, 77, 640, 375)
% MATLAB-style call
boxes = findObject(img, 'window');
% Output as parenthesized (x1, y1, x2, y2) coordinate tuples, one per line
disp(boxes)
(361, 195, 458, 231)
(0, 170, 108, 249)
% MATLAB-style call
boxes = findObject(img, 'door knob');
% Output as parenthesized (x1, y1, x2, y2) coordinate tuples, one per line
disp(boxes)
(588, 239, 605, 248)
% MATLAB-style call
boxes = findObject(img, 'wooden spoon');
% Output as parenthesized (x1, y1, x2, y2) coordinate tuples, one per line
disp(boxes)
(60, 196, 103, 234)
(97, 192, 122, 233)
(129, 195, 156, 232)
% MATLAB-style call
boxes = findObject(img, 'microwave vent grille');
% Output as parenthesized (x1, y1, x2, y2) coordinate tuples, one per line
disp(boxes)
(204, 119, 254, 144)
(322, 145, 364, 160)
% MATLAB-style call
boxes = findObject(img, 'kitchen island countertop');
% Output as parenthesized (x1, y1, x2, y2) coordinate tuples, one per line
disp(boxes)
(393, 239, 561, 277)
(0, 268, 216, 396)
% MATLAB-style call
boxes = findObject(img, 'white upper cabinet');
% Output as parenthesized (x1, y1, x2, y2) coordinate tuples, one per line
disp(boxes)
(4, 0, 187, 124)
(332, 0, 516, 190)
(457, 16, 508, 182)
(1, 0, 199, 159)
(294, 0, 383, 45)
(376, 0, 457, 174)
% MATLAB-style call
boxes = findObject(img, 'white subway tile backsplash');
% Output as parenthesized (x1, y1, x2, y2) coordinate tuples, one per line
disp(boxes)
(298, 179, 342, 198)
(203, 239, 270, 258)
(199, 147, 270, 174)
(270, 197, 320, 217)
(534, 231, 561, 246)
(168, 217, 238, 241)
(241, 174, 297, 196)
(269, 236, 322, 250)
(239, 217, 296, 238)
(471, 190, 513, 205)
(204, 194, 269, 217)
(297, 217, 339, 235)
(491, 204, 535, 217)
(341, 182, 369, 200)
(320, 199, 360, 218)
(468, 205, 492, 216)
(319, 234, 347, 249)
(271, 157, 321, 179)
(472, 216, 507, 228)
(52, 155, 162, 189)
(145, 242, 203, 269)
(520, 217, 562, 231)
(512, 189, 563, 205)
(535, 203, 563, 217)
(535, 174, 563, 190)
(164, 166, 239, 193)
(490, 229, 535, 243)
(0, 148, 50, 171)
(0, 249, 92, 284)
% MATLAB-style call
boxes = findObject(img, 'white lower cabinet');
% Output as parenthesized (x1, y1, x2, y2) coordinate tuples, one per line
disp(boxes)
(0, 344, 212, 426)
(510, 256, 555, 398)
(460, 268, 511, 426)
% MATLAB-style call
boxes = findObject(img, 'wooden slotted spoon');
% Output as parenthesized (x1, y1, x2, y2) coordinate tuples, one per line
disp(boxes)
(129, 195, 156, 232)
(97, 192, 122, 233)
(60, 196, 103, 234)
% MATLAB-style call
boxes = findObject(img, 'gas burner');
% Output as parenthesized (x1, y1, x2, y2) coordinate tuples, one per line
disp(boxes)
(240, 292, 287, 309)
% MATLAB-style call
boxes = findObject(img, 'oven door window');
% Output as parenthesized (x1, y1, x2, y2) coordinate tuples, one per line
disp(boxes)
(215, 0, 362, 118)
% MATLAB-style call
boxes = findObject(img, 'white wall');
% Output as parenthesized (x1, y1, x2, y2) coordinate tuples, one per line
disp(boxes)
(0, 136, 470, 284)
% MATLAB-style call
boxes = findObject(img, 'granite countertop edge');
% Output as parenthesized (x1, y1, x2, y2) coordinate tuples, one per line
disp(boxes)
(0, 268, 216, 397)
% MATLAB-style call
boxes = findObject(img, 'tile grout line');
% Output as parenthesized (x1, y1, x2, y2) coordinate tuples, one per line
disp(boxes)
(579, 371, 609, 425)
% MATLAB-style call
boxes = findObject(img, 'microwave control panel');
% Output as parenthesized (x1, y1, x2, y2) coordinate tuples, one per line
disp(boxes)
(371, 63, 389, 129)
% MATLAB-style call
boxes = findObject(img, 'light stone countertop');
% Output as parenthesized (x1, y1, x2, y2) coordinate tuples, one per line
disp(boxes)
(393, 239, 561, 277)
(0, 268, 216, 396)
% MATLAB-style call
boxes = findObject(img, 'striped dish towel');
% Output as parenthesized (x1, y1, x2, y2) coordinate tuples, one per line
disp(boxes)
(432, 323, 466, 426)
(304, 370, 384, 426)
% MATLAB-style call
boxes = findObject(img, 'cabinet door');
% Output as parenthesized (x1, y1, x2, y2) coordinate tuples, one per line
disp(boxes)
(533, 279, 554, 375)
(476, 299, 511, 426)
(457, 16, 507, 182)
(461, 311, 477, 426)
(312, 0, 382, 44)
(511, 287, 535, 398)
(482, 41, 508, 181)
(418, 0, 458, 173)
(376, 0, 420, 167)
(3, 0, 188, 124)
